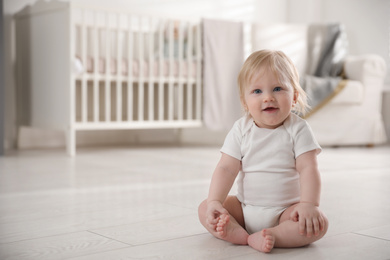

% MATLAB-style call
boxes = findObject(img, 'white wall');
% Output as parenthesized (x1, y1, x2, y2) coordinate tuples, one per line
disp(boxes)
(3, 0, 389, 151)
(253, 0, 288, 24)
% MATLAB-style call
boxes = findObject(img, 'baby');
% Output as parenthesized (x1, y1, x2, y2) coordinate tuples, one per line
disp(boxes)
(198, 49, 328, 253)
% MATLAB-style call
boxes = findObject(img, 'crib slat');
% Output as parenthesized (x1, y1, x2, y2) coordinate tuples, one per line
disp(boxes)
(127, 14, 133, 121)
(116, 14, 122, 122)
(177, 21, 184, 121)
(81, 11, 88, 123)
(186, 22, 193, 120)
(196, 23, 202, 120)
(168, 20, 174, 121)
(138, 16, 144, 121)
(105, 14, 111, 122)
(69, 9, 76, 155)
(148, 17, 154, 121)
(93, 11, 99, 122)
(158, 20, 164, 121)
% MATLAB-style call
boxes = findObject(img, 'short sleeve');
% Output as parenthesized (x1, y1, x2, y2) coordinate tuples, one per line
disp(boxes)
(289, 115, 322, 158)
(220, 121, 243, 161)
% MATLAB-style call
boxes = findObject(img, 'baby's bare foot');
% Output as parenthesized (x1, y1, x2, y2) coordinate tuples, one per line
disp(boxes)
(216, 214, 230, 237)
(214, 213, 248, 245)
(248, 229, 275, 253)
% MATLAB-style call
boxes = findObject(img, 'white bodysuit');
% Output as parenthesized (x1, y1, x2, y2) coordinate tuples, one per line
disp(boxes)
(220, 113, 321, 234)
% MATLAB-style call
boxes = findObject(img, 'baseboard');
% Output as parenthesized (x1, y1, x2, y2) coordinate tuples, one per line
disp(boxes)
(16, 126, 227, 150)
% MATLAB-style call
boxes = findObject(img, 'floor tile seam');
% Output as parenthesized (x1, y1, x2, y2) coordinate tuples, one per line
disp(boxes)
(62, 237, 134, 260)
(61, 233, 135, 260)
(352, 232, 390, 242)
(122, 231, 209, 248)
(62, 232, 212, 259)
(86, 230, 135, 247)
(0, 230, 109, 246)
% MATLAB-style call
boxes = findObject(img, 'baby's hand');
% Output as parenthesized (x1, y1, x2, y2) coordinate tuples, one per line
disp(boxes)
(290, 202, 326, 237)
(206, 200, 228, 231)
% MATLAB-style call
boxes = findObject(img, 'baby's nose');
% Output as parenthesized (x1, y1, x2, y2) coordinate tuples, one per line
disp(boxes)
(263, 93, 275, 102)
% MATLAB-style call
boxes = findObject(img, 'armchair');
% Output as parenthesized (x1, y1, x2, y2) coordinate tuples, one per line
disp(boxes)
(307, 54, 387, 146)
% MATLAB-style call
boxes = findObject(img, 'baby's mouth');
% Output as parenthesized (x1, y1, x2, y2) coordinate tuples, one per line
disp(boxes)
(263, 107, 278, 112)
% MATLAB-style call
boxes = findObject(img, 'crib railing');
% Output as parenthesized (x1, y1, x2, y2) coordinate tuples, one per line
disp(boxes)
(71, 8, 202, 130)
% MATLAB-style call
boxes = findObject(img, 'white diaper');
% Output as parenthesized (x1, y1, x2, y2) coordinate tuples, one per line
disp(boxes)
(242, 203, 287, 234)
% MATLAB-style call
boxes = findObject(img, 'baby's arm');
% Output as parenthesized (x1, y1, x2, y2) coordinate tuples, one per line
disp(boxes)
(291, 150, 326, 237)
(206, 153, 241, 230)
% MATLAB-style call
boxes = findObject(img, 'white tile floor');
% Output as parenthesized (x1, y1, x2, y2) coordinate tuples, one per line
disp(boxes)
(0, 145, 390, 259)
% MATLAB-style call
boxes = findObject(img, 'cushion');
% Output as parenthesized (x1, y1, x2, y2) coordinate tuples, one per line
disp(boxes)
(330, 80, 363, 105)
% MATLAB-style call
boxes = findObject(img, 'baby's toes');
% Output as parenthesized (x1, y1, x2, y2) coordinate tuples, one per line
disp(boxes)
(220, 214, 229, 223)
(262, 233, 275, 252)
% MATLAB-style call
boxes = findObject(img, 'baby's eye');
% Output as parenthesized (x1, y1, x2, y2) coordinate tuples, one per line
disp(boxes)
(253, 89, 262, 94)
(274, 87, 282, 92)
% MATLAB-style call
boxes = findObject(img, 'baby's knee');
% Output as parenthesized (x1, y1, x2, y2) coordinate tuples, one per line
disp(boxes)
(319, 213, 329, 238)
(322, 214, 329, 233)
(198, 200, 208, 219)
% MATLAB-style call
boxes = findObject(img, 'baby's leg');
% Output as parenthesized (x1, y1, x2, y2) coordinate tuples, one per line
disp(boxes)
(198, 196, 249, 245)
(250, 219, 326, 249)
(248, 205, 329, 252)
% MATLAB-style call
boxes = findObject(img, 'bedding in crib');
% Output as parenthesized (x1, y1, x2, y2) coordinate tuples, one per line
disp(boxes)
(73, 11, 199, 78)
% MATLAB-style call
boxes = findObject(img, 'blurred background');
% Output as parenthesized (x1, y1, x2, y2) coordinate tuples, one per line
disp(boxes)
(1, 0, 389, 154)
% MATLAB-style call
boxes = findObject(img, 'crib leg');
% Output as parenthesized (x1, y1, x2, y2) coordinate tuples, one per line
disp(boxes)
(66, 128, 76, 156)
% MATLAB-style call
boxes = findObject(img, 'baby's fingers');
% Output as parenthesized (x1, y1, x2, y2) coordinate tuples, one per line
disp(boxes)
(290, 209, 299, 222)
(319, 215, 326, 231)
(206, 215, 217, 225)
(298, 218, 306, 236)
(206, 211, 219, 227)
(206, 216, 218, 231)
(312, 218, 320, 236)
(305, 218, 314, 237)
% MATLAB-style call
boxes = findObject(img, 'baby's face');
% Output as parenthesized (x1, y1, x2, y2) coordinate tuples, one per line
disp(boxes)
(244, 69, 296, 129)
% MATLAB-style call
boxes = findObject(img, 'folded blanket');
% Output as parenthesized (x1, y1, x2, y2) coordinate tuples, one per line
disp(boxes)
(301, 76, 348, 117)
(302, 23, 349, 117)
(202, 19, 244, 130)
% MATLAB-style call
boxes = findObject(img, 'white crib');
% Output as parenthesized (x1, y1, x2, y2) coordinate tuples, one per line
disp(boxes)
(15, 1, 202, 155)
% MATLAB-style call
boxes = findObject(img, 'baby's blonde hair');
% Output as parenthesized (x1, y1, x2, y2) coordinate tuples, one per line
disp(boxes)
(237, 49, 308, 116)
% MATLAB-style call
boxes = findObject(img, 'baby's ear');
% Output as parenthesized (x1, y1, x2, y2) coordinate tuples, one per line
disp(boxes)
(243, 104, 248, 111)
(240, 98, 248, 111)
(293, 91, 298, 103)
